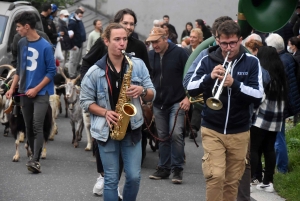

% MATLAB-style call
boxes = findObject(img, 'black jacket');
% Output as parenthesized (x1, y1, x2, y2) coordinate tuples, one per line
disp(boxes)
(57, 18, 73, 51)
(80, 35, 151, 79)
(149, 42, 188, 109)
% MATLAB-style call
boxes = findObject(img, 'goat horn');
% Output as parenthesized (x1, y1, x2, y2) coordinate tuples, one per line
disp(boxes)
(72, 74, 81, 85)
(57, 84, 66, 89)
(0, 64, 14, 71)
(6, 69, 16, 79)
(59, 67, 68, 81)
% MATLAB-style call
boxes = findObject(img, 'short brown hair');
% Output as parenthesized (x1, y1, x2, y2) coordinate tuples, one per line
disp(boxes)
(102, 23, 127, 41)
(245, 40, 263, 52)
(211, 16, 233, 36)
(217, 20, 241, 38)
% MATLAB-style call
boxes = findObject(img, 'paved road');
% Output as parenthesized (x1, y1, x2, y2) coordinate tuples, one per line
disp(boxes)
(0, 99, 286, 201)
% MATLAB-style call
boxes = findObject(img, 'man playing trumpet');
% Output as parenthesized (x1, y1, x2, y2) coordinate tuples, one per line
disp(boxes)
(187, 20, 263, 201)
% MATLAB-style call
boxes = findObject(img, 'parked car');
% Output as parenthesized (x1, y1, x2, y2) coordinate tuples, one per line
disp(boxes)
(0, 1, 43, 69)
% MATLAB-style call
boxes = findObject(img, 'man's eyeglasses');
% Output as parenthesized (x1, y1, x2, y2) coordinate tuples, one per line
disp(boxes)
(121, 21, 136, 27)
(218, 40, 239, 48)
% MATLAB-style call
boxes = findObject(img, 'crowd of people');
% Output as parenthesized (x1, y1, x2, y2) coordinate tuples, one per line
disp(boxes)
(5, 2, 300, 201)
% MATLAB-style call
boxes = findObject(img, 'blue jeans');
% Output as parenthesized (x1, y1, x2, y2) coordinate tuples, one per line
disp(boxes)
(97, 134, 141, 201)
(153, 103, 185, 170)
(275, 121, 288, 173)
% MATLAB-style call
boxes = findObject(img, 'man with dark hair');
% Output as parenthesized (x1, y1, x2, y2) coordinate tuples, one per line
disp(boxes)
(81, 8, 150, 78)
(80, 8, 151, 197)
(162, 14, 178, 40)
(40, 3, 52, 39)
(6, 11, 56, 174)
(80, 22, 155, 201)
(86, 19, 102, 53)
(67, 8, 86, 78)
(187, 20, 263, 200)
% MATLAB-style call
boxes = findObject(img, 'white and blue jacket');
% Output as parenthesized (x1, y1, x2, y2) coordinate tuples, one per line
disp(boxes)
(80, 54, 156, 142)
(187, 46, 264, 134)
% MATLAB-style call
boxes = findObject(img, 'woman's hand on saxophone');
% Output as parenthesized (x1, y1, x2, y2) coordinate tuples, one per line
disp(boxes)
(126, 85, 143, 98)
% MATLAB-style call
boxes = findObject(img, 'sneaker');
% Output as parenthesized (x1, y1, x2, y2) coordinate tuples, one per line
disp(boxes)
(93, 175, 104, 196)
(118, 187, 123, 200)
(251, 178, 260, 185)
(256, 182, 274, 193)
(26, 160, 41, 173)
(172, 168, 183, 184)
(149, 167, 170, 180)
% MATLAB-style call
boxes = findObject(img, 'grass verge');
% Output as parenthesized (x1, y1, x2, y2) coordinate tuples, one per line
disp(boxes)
(274, 123, 300, 201)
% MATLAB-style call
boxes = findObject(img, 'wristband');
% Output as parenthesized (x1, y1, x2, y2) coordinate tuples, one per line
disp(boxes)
(104, 110, 107, 117)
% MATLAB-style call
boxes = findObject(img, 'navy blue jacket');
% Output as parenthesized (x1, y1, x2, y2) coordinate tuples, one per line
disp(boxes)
(187, 46, 263, 134)
(279, 51, 300, 117)
(149, 42, 188, 109)
(68, 17, 86, 48)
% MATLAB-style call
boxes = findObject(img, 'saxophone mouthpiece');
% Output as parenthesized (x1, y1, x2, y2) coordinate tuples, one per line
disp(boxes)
(121, 50, 126, 54)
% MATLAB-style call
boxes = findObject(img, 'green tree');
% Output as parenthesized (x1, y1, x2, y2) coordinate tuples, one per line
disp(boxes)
(29, 0, 77, 11)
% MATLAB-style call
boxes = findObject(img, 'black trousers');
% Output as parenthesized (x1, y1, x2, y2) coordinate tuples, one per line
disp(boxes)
(250, 126, 277, 184)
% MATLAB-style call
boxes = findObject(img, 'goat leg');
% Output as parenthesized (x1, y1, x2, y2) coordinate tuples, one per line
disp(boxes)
(19, 131, 25, 143)
(25, 142, 32, 159)
(41, 141, 47, 159)
(12, 138, 20, 162)
(3, 122, 9, 137)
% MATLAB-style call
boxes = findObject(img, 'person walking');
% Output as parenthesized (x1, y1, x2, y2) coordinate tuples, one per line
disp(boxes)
(147, 27, 189, 184)
(80, 23, 155, 201)
(187, 20, 263, 200)
(6, 11, 56, 174)
(251, 46, 288, 193)
(86, 19, 102, 53)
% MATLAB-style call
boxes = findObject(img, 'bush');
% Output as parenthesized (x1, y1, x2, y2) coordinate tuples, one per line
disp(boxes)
(274, 123, 300, 201)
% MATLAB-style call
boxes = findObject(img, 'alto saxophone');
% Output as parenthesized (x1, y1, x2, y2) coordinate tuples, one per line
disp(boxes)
(110, 50, 137, 140)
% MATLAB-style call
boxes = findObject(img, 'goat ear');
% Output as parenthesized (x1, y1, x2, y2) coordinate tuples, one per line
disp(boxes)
(75, 85, 81, 93)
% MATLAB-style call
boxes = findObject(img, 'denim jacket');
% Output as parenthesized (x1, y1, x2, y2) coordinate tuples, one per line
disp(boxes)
(80, 54, 156, 142)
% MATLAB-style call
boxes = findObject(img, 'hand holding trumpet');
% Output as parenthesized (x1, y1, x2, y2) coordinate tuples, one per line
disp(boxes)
(211, 64, 234, 87)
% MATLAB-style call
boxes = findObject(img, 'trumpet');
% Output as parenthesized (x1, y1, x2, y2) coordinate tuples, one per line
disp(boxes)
(206, 51, 231, 110)
(189, 94, 204, 104)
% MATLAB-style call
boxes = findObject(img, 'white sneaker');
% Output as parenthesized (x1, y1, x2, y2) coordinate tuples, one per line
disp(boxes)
(256, 182, 274, 193)
(93, 175, 104, 196)
(118, 187, 123, 200)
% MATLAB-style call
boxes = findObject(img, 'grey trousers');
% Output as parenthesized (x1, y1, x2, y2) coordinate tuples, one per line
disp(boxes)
(67, 47, 82, 78)
(21, 94, 49, 162)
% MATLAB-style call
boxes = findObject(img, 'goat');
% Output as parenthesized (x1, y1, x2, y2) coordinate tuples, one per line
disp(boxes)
(54, 70, 68, 118)
(48, 88, 60, 141)
(141, 102, 159, 164)
(0, 72, 53, 162)
(0, 65, 17, 138)
(58, 67, 87, 149)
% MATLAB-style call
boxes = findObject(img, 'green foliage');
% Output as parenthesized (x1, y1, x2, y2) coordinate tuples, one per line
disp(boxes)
(287, 137, 300, 150)
(29, 0, 76, 11)
(274, 124, 300, 201)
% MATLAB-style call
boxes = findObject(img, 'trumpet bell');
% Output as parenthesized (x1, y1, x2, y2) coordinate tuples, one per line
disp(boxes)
(206, 97, 223, 110)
